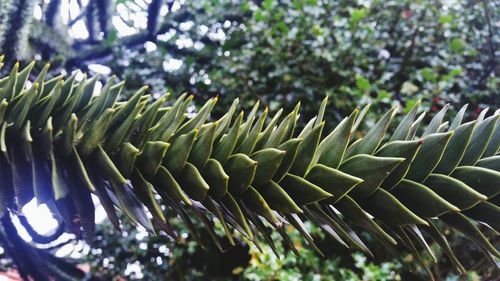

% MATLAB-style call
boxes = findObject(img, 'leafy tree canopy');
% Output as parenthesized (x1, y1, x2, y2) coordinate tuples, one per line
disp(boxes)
(0, 0, 498, 120)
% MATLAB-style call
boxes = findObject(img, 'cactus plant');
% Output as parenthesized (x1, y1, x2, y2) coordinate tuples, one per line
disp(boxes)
(0, 58, 498, 279)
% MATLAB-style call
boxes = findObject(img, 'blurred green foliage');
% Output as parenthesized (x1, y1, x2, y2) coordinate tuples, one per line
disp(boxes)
(108, 0, 498, 122)
(85, 215, 406, 280)
(85, 215, 493, 280)
(3, 0, 495, 123)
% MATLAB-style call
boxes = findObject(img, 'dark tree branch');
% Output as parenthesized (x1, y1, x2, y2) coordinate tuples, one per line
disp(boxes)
(0, 214, 50, 281)
(45, 0, 60, 27)
(68, 6, 87, 27)
(67, 32, 150, 67)
(0, 229, 31, 281)
(67, 6, 242, 69)
(0, 213, 85, 280)
(17, 214, 65, 244)
(96, 0, 111, 38)
(63, 0, 251, 71)
(42, 0, 62, 60)
(85, 0, 97, 42)
(147, 0, 165, 36)
(41, 237, 76, 251)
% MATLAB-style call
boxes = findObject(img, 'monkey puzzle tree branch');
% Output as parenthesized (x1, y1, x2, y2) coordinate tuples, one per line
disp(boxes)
(0, 58, 498, 280)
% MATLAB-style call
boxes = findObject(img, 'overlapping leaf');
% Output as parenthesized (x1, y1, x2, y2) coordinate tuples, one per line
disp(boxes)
(0, 59, 498, 278)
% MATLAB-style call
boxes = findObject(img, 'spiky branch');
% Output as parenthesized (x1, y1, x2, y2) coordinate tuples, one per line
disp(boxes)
(0, 58, 498, 279)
